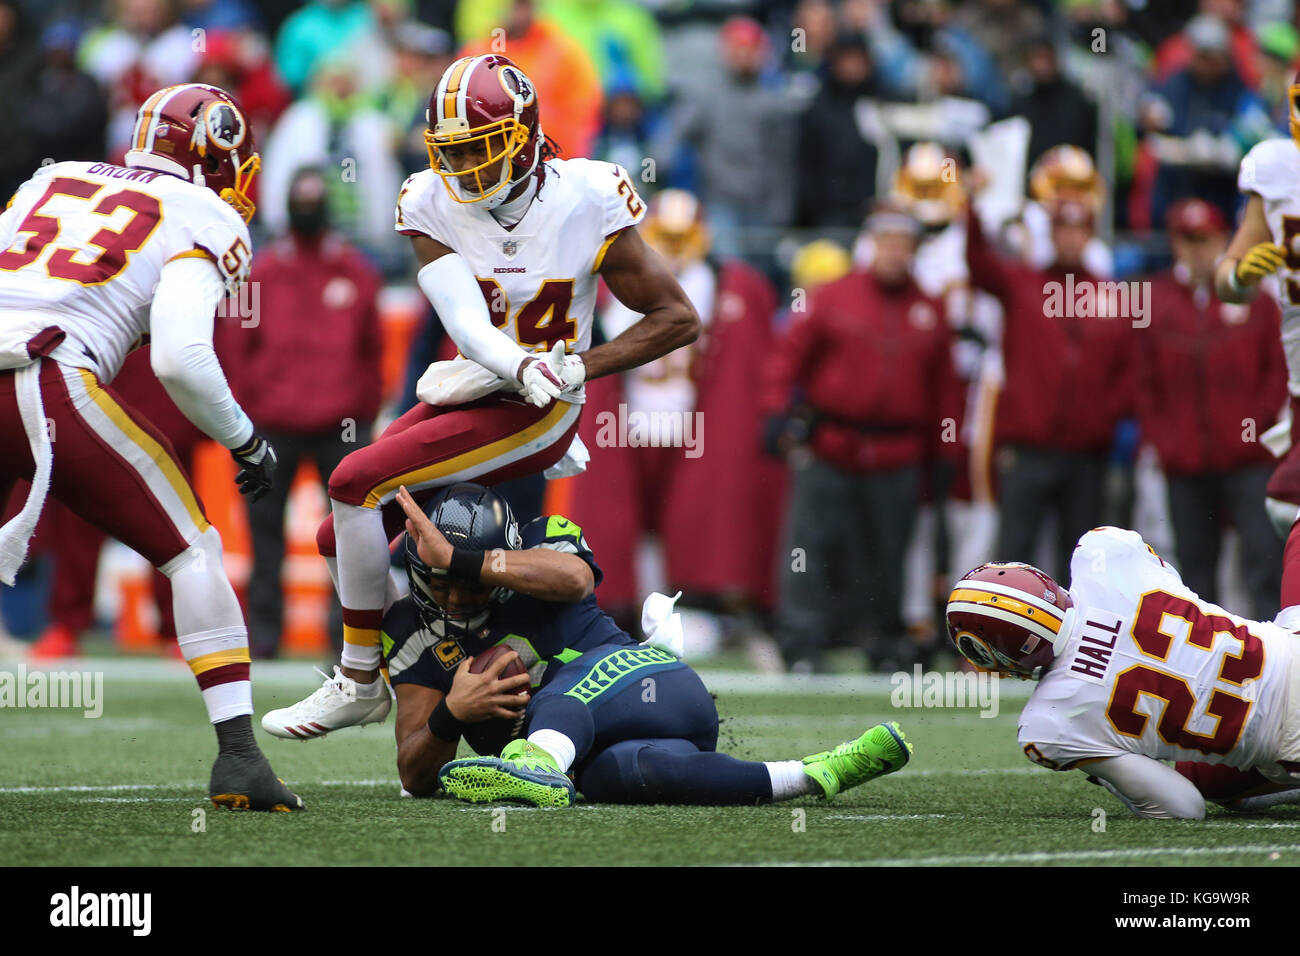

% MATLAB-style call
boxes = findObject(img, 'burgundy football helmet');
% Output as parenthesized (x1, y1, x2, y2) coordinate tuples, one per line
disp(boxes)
(424, 54, 543, 208)
(946, 563, 1074, 679)
(125, 83, 260, 223)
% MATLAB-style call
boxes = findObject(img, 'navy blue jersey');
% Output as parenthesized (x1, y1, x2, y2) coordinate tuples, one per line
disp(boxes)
(381, 514, 634, 694)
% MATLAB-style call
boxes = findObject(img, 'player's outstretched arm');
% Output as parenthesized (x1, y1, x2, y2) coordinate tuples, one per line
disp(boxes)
(395, 683, 456, 797)
(1216, 194, 1280, 303)
(578, 226, 701, 382)
(150, 256, 279, 501)
(149, 256, 256, 450)
(1084, 753, 1206, 820)
(397, 487, 594, 602)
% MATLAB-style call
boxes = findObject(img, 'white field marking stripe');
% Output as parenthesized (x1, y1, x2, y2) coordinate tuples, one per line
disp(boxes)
(453, 805, 604, 812)
(956, 580, 1066, 624)
(386, 400, 581, 505)
(0, 779, 403, 794)
(1205, 822, 1300, 829)
(0, 771, 1031, 798)
(902, 767, 1040, 777)
(63, 367, 202, 541)
(85, 797, 196, 803)
(28, 658, 1037, 697)
(826, 814, 948, 821)
(748, 844, 1300, 867)
(948, 600, 1060, 645)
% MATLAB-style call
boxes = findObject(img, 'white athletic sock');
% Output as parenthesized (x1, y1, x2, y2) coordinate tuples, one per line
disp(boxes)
(162, 528, 253, 723)
(527, 729, 576, 772)
(334, 500, 390, 672)
(352, 674, 386, 698)
(766, 760, 819, 801)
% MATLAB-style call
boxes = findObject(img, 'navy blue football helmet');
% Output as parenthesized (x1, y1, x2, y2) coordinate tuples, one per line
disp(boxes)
(404, 483, 522, 633)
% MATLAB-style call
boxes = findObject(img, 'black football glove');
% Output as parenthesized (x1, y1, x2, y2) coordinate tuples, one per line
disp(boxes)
(230, 434, 277, 503)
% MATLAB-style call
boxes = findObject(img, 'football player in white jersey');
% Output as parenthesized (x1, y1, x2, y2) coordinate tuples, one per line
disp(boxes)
(0, 84, 301, 811)
(1217, 75, 1300, 536)
(878, 144, 1003, 655)
(947, 526, 1300, 819)
(263, 54, 699, 740)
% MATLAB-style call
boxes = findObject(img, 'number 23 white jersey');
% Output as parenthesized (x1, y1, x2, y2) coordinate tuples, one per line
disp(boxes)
(1019, 527, 1297, 773)
(396, 158, 646, 355)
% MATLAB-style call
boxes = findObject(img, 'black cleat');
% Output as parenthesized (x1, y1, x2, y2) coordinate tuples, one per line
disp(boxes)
(209, 749, 304, 812)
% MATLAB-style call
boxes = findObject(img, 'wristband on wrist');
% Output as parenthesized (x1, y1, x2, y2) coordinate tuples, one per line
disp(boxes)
(231, 435, 260, 458)
(427, 697, 468, 742)
(448, 547, 484, 581)
(1227, 263, 1247, 294)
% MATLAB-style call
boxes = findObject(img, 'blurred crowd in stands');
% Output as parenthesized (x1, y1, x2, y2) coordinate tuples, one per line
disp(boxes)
(1, 0, 1297, 673)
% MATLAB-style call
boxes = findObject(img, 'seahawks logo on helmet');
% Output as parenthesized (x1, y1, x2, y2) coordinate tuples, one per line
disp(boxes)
(498, 66, 536, 111)
(203, 102, 246, 152)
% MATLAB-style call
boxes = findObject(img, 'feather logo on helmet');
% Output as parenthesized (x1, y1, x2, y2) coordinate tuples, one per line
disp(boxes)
(498, 66, 535, 112)
(203, 102, 246, 152)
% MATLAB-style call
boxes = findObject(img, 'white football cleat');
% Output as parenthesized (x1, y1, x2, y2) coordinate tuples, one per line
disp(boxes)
(262, 666, 391, 740)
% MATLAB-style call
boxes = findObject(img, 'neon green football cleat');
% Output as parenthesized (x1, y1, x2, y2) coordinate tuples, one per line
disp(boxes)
(438, 738, 576, 808)
(801, 721, 912, 800)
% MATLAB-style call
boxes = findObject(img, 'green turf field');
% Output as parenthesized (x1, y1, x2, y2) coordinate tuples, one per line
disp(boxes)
(2, 658, 1298, 866)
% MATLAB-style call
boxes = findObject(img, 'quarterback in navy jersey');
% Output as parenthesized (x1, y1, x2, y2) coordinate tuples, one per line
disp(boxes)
(380, 512, 633, 698)
(385, 482, 913, 808)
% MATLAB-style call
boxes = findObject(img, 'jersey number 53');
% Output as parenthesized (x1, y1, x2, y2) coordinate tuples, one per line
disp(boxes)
(0, 177, 161, 285)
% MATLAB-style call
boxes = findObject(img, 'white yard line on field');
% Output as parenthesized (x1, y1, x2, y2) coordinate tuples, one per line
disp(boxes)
(748, 844, 1300, 866)
(12, 658, 1034, 697)
(826, 814, 948, 821)
(0, 779, 403, 795)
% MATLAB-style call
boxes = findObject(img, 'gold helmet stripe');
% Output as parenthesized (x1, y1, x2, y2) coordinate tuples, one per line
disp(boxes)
(440, 56, 476, 123)
(133, 88, 173, 151)
(949, 584, 1065, 634)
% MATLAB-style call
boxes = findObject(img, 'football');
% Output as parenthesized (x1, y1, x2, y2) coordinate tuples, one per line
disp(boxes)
(461, 645, 529, 756)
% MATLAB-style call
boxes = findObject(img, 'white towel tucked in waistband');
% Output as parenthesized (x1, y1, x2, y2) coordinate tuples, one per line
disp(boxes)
(0, 359, 52, 585)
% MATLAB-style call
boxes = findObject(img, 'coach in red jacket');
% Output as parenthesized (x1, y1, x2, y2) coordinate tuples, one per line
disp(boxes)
(221, 167, 384, 658)
(764, 206, 962, 672)
(967, 198, 1135, 581)
(1138, 198, 1286, 618)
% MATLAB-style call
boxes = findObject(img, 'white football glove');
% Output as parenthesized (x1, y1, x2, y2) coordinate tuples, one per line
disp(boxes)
(558, 351, 586, 392)
(518, 341, 566, 407)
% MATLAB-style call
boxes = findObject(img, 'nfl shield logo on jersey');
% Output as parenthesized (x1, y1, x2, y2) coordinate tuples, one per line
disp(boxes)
(500, 239, 518, 259)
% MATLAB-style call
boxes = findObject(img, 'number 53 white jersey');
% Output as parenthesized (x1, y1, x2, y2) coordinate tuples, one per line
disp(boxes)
(0, 160, 252, 384)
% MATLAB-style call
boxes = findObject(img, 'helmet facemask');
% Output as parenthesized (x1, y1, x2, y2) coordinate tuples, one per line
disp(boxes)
(195, 98, 260, 223)
(426, 118, 530, 205)
(405, 538, 507, 642)
(1290, 72, 1300, 150)
(220, 153, 260, 223)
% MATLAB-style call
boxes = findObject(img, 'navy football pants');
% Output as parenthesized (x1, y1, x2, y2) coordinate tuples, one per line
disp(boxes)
(524, 643, 773, 805)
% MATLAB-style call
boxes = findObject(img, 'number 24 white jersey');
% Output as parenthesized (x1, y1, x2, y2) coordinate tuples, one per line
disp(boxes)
(395, 158, 646, 356)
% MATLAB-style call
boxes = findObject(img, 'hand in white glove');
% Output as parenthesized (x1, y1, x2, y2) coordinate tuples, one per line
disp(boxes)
(558, 351, 586, 393)
(518, 340, 566, 407)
